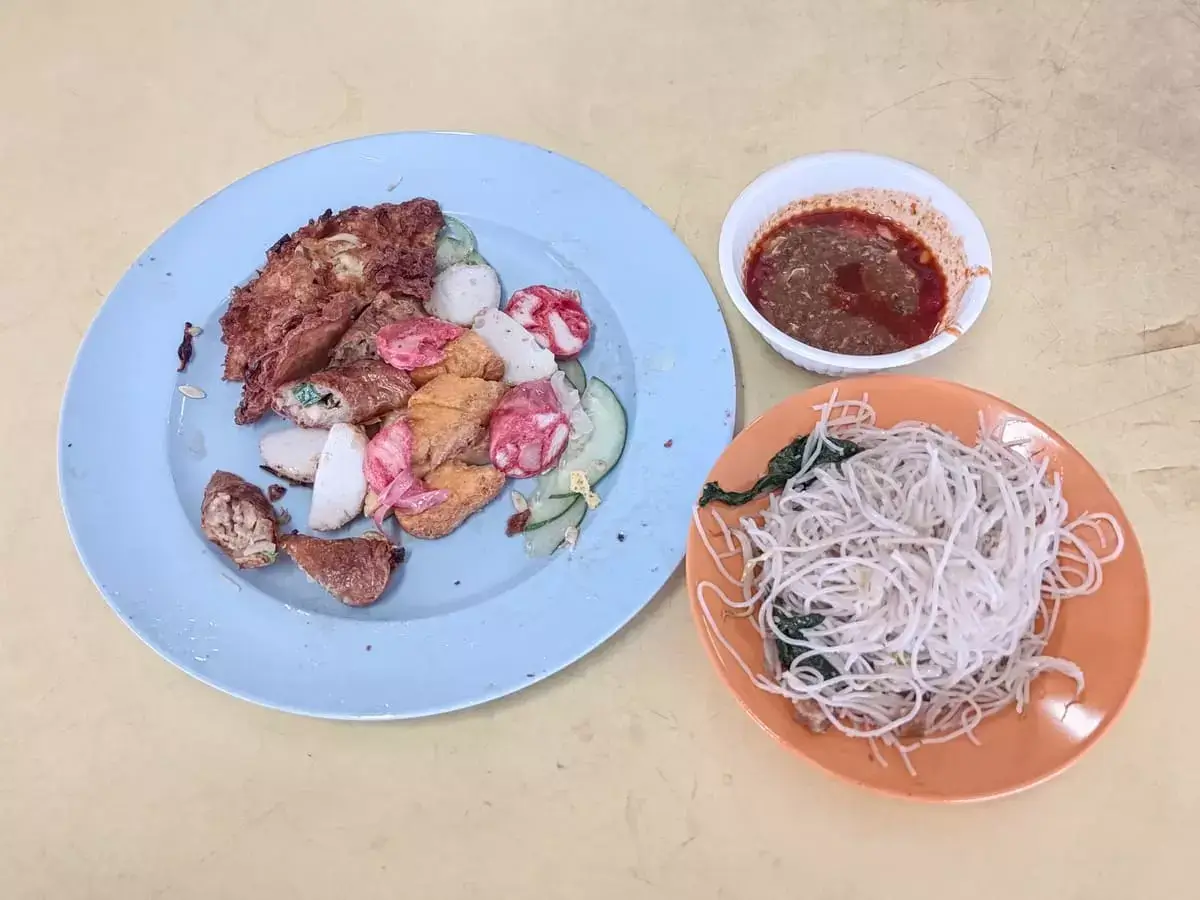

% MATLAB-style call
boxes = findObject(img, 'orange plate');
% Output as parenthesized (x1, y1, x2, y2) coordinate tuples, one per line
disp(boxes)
(685, 376, 1150, 802)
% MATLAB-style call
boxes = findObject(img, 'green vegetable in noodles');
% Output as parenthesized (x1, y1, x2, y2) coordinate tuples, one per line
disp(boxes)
(698, 434, 861, 507)
(772, 607, 838, 682)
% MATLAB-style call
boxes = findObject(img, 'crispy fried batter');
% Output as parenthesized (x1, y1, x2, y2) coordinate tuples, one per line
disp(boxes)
(221, 200, 443, 423)
(410, 331, 506, 386)
(396, 461, 505, 539)
(457, 430, 492, 466)
(279, 531, 401, 607)
(407, 375, 509, 477)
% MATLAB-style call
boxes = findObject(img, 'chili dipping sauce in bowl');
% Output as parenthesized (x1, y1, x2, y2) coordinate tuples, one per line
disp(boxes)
(719, 152, 992, 376)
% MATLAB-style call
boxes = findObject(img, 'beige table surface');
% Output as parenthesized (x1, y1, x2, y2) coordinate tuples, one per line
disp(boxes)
(2, 0, 1198, 897)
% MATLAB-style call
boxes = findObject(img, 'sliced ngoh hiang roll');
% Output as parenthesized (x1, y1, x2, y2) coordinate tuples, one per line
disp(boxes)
(200, 471, 279, 569)
(279, 531, 402, 607)
(273, 360, 414, 428)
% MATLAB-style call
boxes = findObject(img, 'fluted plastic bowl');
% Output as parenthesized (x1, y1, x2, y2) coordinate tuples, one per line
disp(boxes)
(717, 151, 993, 376)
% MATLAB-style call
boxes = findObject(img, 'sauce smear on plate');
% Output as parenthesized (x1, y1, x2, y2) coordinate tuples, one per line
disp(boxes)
(745, 209, 948, 355)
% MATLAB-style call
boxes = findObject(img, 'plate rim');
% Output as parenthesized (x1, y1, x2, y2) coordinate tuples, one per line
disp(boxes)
(685, 374, 1151, 802)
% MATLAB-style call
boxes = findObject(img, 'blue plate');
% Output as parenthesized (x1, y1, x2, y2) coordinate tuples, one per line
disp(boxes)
(59, 133, 735, 718)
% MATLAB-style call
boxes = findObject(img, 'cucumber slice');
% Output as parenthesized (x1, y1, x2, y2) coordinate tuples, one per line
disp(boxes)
(525, 498, 587, 557)
(558, 357, 587, 394)
(524, 377, 627, 529)
(435, 216, 477, 271)
(463, 249, 490, 267)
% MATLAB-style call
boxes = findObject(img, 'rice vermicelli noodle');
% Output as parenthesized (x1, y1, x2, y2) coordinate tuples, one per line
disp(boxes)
(695, 393, 1123, 774)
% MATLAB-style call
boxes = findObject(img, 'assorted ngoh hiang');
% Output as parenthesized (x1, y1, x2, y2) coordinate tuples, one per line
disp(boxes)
(199, 198, 628, 607)
(60, 132, 737, 718)
(694, 392, 1124, 776)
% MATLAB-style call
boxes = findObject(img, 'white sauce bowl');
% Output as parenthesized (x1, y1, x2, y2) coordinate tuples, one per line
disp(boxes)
(718, 151, 993, 376)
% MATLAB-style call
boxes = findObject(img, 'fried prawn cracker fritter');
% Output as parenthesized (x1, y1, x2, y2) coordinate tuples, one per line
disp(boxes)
(396, 461, 506, 539)
(407, 375, 508, 477)
(410, 331, 505, 386)
(220, 199, 443, 423)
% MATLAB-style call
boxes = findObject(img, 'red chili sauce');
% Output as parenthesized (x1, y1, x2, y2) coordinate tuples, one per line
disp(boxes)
(744, 209, 948, 356)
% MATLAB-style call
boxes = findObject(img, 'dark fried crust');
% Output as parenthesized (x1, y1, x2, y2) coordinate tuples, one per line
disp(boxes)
(200, 471, 278, 569)
(410, 331, 506, 386)
(329, 292, 424, 367)
(396, 462, 506, 539)
(279, 531, 400, 607)
(274, 359, 415, 427)
(221, 199, 443, 423)
(407, 375, 509, 477)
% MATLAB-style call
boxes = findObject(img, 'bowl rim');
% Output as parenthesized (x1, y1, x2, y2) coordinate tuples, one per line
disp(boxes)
(717, 150, 994, 371)
(685, 375, 1151, 802)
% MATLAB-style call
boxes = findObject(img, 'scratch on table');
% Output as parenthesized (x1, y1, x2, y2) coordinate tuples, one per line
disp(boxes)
(1068, 0, 1097, 47)
(968, 80, 1005, 105)
(864, 80, 959, 122)
(1133, 464, 1200, 509)
(1143, 317, 1200, 354)
(1064, 383, 1193, 428)
(1177, 0, 1200, 30)
(624, 790, 644, 834)
(1091, 316, 1200, 364)
(974, 121, 1013, 145)
(1046, 160, 1116, 182)
(628, 867, 655, 886)
(671, 174, 691, 232)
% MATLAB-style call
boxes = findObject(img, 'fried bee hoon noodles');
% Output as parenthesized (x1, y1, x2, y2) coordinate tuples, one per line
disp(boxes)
(695, 394, 1123, 774)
